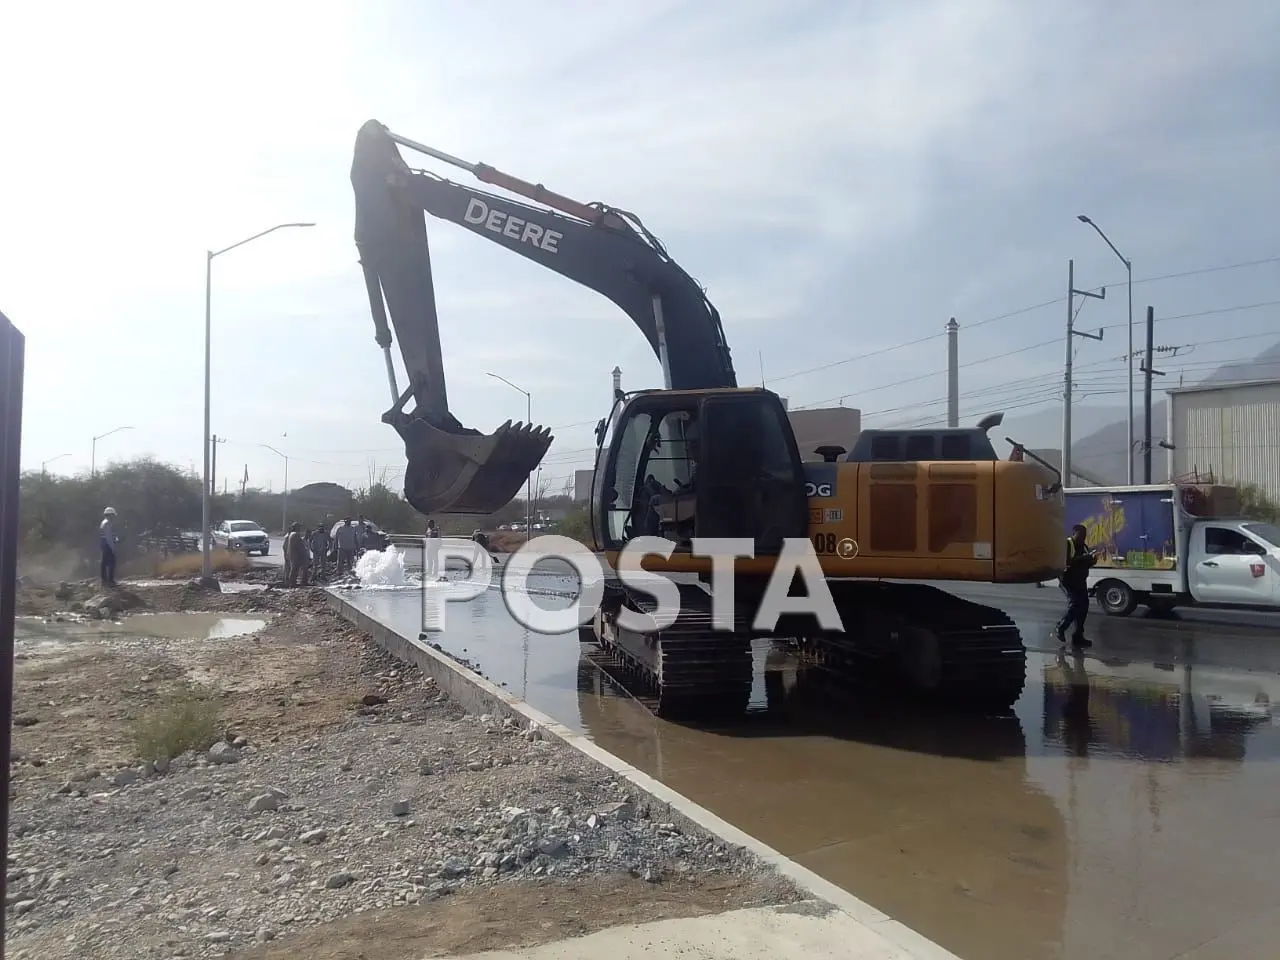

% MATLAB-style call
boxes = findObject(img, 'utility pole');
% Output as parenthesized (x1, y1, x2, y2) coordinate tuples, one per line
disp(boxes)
(1062, 259, 1105, 487)
(1140, 305, 1165, 484)
(209, 435, 227, 495)
(945, 318, 959, 428)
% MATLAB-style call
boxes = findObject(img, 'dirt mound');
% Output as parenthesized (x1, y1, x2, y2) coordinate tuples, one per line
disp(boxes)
(82, 587, 147, 619)
(16, 571, 328, 620)
(17, 578, 107, 617)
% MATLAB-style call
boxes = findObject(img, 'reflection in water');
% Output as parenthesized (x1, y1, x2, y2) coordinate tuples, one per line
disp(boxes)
(578, 650, 1069, 960)
(1035, 654, 1280, 959)
(1050, 652, 1094, 758)
(336, 584, 1280, 960)
(1041, 656, 1279, 762)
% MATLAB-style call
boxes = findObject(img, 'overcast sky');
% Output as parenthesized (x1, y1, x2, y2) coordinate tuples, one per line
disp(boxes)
(3, 0, 1278, 494)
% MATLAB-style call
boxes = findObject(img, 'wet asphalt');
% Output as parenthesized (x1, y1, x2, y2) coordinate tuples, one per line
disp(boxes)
(332, 560, 1280, 960)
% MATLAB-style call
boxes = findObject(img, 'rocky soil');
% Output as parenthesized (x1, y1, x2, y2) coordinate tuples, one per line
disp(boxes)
(8, 577, 801, 959)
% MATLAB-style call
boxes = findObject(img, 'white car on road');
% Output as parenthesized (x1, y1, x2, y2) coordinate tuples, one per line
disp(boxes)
(212, 520, 271, 556)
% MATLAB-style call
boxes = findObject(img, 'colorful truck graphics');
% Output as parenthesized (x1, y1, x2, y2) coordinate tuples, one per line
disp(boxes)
(1064, 487, 1177, 571)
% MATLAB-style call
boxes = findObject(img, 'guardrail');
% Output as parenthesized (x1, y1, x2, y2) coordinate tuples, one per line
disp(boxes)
(1, 309, 27, 946)
(138, 535, 201, 555)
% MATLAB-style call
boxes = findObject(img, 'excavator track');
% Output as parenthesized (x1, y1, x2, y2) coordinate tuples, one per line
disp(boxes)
(789, 581, 1028, 712)
(588, 579, 753, 721)
(582, 578, 1027, 721)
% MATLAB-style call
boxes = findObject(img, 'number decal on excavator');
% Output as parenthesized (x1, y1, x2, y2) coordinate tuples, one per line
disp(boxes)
(812, 533, 838, 554)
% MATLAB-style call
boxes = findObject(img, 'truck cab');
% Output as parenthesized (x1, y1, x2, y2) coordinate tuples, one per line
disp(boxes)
(1183, 519, 1280, 607)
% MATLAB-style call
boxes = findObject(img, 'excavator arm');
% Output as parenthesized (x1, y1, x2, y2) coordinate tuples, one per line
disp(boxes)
(351, 119, 736, 516)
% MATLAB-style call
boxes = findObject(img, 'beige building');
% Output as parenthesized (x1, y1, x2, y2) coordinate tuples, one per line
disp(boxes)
(1168, 378, 1280, 504)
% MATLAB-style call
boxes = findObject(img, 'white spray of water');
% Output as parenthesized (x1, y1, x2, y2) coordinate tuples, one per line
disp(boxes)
(354, 547, 413, 588)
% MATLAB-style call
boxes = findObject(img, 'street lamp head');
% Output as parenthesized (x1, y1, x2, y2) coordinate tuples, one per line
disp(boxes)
(1076, 215, 1091, 224)
(290, 223, 317, 229)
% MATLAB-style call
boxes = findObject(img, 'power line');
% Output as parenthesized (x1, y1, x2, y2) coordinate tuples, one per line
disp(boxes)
(768, 255, 1280, 385)
(877, 340, 1280, 429)
(788, 302, 1280, 412)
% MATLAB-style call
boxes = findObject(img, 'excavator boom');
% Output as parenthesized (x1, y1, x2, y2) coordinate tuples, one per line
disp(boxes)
(351, 119, 735, 515)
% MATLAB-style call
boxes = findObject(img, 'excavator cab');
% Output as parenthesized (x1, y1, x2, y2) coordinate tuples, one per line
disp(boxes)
(592, 388, 809, 554)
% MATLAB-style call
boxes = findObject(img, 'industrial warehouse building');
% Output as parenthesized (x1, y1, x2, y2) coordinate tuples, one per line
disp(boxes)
(573, 404, 862, 500)
(1166, 378, 1280, 504)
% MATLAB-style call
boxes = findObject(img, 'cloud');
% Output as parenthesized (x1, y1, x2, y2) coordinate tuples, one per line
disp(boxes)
(4, 0, 1279, 491)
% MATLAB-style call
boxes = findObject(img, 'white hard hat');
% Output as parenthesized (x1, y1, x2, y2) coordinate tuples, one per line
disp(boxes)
(103, 507, 117, 516)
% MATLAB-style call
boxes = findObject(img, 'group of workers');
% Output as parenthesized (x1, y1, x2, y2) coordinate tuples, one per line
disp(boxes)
(99, 499, 1099, 650)
(281, 516, 375, 587)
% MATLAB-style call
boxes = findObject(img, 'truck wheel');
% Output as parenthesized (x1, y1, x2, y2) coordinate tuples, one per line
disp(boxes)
(1096, 580, 1138, 617)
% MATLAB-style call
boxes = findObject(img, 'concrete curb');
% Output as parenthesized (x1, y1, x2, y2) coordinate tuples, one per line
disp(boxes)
(325, 590, 962, 960)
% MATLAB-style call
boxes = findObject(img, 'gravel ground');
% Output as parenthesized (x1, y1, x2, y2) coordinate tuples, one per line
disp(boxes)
(7, 576, 802, 959)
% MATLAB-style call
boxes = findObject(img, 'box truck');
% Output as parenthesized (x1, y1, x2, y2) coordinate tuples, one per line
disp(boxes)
(1063, 483, 1280, 616)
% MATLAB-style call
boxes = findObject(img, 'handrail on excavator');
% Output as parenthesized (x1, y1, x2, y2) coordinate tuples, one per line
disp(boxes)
(381, 126, 610, 226)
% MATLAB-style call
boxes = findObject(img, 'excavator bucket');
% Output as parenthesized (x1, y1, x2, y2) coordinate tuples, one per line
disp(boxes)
(397, 415, 554, 516)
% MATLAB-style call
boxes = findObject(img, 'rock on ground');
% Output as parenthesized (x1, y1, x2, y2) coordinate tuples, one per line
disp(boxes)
(7, 580, 801, 959)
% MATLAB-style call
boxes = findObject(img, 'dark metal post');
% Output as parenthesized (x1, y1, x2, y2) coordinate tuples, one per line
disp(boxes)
(0, 309, 27, 957)
(1142, 305, 1156, 483)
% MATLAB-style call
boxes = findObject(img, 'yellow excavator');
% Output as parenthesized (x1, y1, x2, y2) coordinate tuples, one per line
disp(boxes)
(352, 120, 1065, 718)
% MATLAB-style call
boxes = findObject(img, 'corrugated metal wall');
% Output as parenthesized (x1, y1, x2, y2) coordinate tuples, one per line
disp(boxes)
(1170, 381, 1280, 504)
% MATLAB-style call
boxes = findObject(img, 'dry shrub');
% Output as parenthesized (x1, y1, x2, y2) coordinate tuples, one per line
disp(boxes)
(132, 684, 223, 761)
(153, 548, 250, 578)
(487, 530, 529, 554)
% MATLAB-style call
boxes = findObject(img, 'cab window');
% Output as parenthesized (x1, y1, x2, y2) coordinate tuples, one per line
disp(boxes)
(1204, 527, 1266, 555)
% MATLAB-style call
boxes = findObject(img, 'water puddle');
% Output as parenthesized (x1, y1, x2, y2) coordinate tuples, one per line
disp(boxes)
(15, 612, 268, 646)
(218, 581, 268, 594)
(334, 581, 1280, 960)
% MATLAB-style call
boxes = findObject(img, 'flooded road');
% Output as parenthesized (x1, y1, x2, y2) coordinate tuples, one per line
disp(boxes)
(335, 572, 1280, 960)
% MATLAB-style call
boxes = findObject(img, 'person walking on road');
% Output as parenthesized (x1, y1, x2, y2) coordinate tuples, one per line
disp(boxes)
(1056, 523, 1096, 648)
(283, 522, 309, 587)
(99, 507, 120, 587)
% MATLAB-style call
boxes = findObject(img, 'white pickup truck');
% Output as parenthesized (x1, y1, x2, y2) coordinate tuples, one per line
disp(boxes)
(1065, 483, 1280, 617)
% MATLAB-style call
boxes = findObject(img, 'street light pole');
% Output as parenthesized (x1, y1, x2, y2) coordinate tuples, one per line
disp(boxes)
(1077, 215, 1134, 484)
(487, 372, 533, 538)
(41, 453, 70, 475)
(91, 426, 133, 477)
(260, 444, 289, 531)
(201, 222, 315, 583)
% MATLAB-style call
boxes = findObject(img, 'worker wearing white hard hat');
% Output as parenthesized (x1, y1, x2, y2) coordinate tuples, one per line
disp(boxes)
(99, 507, 120, 587)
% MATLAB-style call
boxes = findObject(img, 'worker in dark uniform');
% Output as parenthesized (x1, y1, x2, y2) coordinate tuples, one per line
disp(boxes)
(1056, 524, 1096, 648)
